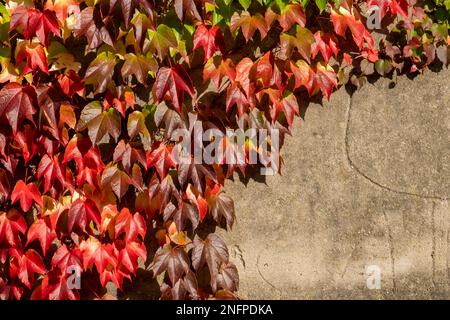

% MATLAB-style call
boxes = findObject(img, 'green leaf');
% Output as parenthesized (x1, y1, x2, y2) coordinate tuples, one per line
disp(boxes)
(315, 0, 327, 11)
(239, 0, 252, 10)
(375, 59, 393, 76)
(147, 24, 178, 61)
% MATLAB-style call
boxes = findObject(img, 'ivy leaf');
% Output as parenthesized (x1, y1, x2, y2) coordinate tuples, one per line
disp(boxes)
(121, 53, 156, 84)
(311, 32, 339, 64)
(113, 140, 147, 173)
(278, 3, 306, 31)
(27, 9, 60, 47)
(10, 6, 60, 47)
(77, 102, 121, 144)
(174, 0, 202, 21)
(114, 208, 146, 241)
(191, 234, 229, 282)
(37, 154, 66, 194)
(111, 0, 143, 28)
(146, 142, 176, 179)
(57, 71, 85, 98)
(367, 0, 409, 20)
(153, 65, 195, 113)
(73, 7, 114, 51)
(230, 11, 268, 42)
(10, 248, 46, 289)
(238, 0, 251, 10)
(127, 111, 151, 149)
(84, 51, 117, 94)
(289, 60, 316, 95)
(67, 198, 101, 233)
(203, 56, 236, 90)
(80, 237, 118, 287)
(193, 24, 225, 62)
(44, 0, 81, 22)
(11, 180, 43, 212)
(117, 240, 147, 274)
(173, 199, 199, 231)
(0, 209, 27, 247)
(257, 89, 299, 128)
(205, 185, 235, 229)
(149, 244, 190, 285)
(26, 218, 57, 256)
(16, 41, 49, 75)
(226, 82, 249, 117)
(331, 6, 366, 49)
(147, 24, 178, 61)
(40, 270, 80, 300)
(51, 245, 83, 273)
(215, 261, 239, 292)
(0, 83, 37, 135)
(315, 0, 328, 12)
(100, 164, 132, 200)
(178, 162, 217, 193)
(280, 27, 314, 62)
(375, 59, 393, 76)
(315, 62, 338, 101)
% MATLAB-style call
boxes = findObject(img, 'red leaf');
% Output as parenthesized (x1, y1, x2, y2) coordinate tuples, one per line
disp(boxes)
(289, 60, 316, 95)
(315, 62, 338, 101)
(45, 0, 81, 23)
(40, 269, 80, 300)
(51, 245, 83, 273)
(73, 7, 113, 50)
(67, 198, 101, 233)
(278, 3, 306, 31)
(0, 209, 27, 247)
(100, 164, 132, 200)
(114, 208, 146, 242)
(80, 237, 118, 287)
(0, 83, 37, 135)
(149, 244, 190, 285)
(311, 32, 339, 64)
(116, 240, 147, 274)
(37, 154, 66, 194)
(16, 42, 49, 75)
(57, 71, 85, 98)
(331, 6, 366, 49)
(367, 0, 409, 19)
(9, 248, 46, 289)
(11, 180, 43, 212)
(257, 88, 299, 127)
(193, 24, 225, 62)
(226, 83, 249, 117)
(174, 0, 202, 21)
(26, 218, 56, 256)
(203, 57, 236, 90)
(146, 142, 176, 179)
(153, 65, 195, 113)
(10, 6, 60, 47)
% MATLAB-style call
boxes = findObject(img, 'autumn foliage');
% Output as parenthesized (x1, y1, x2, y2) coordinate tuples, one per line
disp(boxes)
(0, 0, 448, 300)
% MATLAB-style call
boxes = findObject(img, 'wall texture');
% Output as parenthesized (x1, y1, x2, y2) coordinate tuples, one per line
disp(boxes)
(220, 69, 450, 299)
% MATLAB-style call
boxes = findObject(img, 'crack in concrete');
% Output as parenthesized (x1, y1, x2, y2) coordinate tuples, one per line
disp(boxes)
(256, 251, 282, 298)
(344, 95, 449, 201)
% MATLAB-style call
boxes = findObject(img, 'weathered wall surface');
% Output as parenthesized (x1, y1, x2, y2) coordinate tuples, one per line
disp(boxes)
(219, 69, 450, 299)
